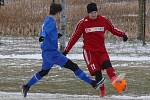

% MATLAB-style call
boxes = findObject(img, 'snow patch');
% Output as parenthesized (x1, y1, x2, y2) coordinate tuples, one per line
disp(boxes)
(1, 54, 150, 61)
(0, 92, 149, 100)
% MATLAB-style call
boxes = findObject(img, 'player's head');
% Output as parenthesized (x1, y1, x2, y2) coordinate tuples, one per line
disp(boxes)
(50, 3, 62, 15)
(87, 2, 98, 20)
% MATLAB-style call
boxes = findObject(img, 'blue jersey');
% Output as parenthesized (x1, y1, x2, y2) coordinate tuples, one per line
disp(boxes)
(39, 16, 68, 69)
(40, 16, 58, 51)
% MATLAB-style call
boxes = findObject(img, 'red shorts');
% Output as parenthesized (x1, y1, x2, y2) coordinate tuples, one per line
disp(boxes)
(83, 49, 110, 76)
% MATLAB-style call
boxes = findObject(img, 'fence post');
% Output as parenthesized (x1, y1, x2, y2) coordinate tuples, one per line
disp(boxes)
(60, 0, 66, 51)
(137, 0, 146, 45)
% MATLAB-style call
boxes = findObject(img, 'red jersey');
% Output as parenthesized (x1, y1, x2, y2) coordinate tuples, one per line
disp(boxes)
(65, 15, 125, 52)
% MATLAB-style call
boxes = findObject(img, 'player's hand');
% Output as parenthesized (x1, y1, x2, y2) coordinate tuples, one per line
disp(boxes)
(39, 36, 44, 42)
(58, 33, 63, 38)
(123, 35, 128, 42)
(62, 51, 68, 56)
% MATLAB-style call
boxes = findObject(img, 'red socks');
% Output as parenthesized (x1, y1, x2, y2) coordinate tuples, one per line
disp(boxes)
(99, 84, 106, 97)
(106, 67, 117, 81)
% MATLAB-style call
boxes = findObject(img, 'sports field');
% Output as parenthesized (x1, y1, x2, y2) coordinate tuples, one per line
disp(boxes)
(0, 0, 150, 99)
(0, 37, 150, 100)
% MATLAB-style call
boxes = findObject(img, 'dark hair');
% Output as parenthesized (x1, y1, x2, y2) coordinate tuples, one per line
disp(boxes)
(50, 3, 62, 15)
(87, 2, 98, 13)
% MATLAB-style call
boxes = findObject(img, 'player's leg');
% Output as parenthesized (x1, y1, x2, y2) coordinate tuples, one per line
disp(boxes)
(21, 51, 52, 97)
(95, 71, 106, 96)
(83, 49, 105, 88)
(22, 68, 50, 97)
(102, 53, 127, 93)
(83, 49, 97, 76)
(95, 71, 105, 86)
(64, 60, 102, 89)
(103, 60, 116, 81)
(91, 52, 107, 97)
(25, 69, 50, 87)
(101, 53, 116, 81)
(54, 51, 102, 89)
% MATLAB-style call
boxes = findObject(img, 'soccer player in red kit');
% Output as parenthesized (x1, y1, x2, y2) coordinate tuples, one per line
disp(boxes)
(63, 2, 128, 96)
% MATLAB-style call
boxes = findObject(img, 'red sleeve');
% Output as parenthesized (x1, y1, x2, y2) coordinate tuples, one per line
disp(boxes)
(64, 20, 84, 53)
(106, 18, 125, 37)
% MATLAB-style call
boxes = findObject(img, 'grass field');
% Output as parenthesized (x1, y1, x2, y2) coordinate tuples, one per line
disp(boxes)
(0, 37, 150, 98)
(0, 62, 150, 96)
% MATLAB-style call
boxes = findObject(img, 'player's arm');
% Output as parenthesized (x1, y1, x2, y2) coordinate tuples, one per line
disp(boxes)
(39, 19, 56, 42)
(63, 21, 83, 55)
(106, 18, 128, 42)
(39, 23, 46, 42)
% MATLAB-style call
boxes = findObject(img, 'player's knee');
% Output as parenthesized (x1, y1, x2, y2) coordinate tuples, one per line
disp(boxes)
(102, 60, 112, 69)
(95, 71, 103, 81)
(39, 69, 50, 77)
(64, 60, 79, 72)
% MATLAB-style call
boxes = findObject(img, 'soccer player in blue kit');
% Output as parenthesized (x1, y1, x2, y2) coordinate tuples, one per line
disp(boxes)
(21, 3, 104, 97)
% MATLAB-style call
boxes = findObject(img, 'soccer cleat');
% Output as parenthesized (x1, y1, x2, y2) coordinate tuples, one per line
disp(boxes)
(92, 77, 105, 89)
(112, 79, 127, 94)
(21, 84, 30, 97)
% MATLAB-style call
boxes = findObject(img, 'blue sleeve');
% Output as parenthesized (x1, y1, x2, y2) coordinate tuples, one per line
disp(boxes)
(39, 23, 46, 37)
(39, 17, 56, 38)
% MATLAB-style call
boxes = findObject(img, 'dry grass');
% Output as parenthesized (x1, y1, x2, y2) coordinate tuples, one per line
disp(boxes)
(0, 0, 51, 36)
(66, 0, 150, 40)
(0, 0, 150, 40)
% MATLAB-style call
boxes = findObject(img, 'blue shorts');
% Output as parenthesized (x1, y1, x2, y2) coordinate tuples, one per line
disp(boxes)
(42, 50, 68, 70)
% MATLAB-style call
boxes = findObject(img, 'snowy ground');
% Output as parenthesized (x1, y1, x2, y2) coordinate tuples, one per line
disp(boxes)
(0, 37, 150, 100)
(0, 92, 150, 100)
(0, 37, 150, 67)
(1, 53, 150, 61)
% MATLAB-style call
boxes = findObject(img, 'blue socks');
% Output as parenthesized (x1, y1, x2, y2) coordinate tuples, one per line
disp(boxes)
(27, 72, 42, 87)
(27, 68, 93, 87)
(74, 68, 93, 85)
